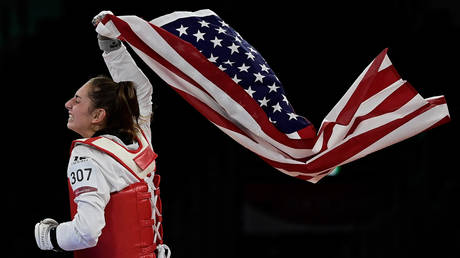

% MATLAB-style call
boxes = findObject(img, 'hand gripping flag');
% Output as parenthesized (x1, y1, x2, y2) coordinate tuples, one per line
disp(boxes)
(96, 9, 450, 183)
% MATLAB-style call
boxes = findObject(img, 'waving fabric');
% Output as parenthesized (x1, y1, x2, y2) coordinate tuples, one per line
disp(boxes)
(96, 9, 450, 183)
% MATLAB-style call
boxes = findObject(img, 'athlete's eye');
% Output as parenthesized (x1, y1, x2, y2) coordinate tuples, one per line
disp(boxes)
(74, 95, 82, 104)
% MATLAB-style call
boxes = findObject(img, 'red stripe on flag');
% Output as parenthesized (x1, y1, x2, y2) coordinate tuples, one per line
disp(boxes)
(334, 49, 388, 126)
(345, 81, 419, 137)
(363, 65, 401, 101)
(421, 96, 450, 132)
(319, 121, 334, 152)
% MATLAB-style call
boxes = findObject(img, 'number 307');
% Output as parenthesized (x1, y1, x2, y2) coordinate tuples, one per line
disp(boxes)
(70, 168, 92, 185)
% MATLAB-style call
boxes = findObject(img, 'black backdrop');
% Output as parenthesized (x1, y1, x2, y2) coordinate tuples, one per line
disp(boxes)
(1, 0, 459, 257)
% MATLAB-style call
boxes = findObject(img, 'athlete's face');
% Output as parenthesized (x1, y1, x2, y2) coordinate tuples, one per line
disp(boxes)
(65, 81, 104, 138)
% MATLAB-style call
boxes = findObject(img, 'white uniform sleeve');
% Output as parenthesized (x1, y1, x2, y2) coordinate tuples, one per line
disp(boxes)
(56, 156, 110, 251)
(102, 44, 154, 141)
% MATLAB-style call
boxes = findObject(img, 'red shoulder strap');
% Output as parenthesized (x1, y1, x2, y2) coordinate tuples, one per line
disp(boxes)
(70, 130, 157, 181)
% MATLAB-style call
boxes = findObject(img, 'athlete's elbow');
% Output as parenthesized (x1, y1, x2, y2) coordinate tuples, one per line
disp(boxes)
(86, 238, 99, 248)
(75, 219, 104, 248)
(80, 228, 102, 248)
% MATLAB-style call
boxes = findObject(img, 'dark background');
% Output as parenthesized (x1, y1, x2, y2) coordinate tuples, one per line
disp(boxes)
(1, 0, 459, 257)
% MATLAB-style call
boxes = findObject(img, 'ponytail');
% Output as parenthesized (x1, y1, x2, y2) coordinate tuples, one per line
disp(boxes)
(88, 76, 141, 142)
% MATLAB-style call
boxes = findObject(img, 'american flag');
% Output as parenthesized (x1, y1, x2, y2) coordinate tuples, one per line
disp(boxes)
(158, 12, 313, 138)
(96, 9, 450, 183)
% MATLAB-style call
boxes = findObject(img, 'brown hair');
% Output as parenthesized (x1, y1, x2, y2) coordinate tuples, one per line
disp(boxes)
(87, 76, 140, 143)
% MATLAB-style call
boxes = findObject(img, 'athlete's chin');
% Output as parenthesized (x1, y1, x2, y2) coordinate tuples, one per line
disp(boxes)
(67, 122, 80, 137)
(66, 121, 74, 131)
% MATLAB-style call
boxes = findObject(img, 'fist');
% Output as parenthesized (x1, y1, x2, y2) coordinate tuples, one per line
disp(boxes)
(92, 10, 114, 26)
(34, 218, 59, 250)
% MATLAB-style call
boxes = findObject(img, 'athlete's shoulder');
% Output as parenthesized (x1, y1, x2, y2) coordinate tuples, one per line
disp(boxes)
(70, 142, 100, 161)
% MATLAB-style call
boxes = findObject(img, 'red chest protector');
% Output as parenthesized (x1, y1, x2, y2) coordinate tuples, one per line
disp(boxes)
(68, 130, 165, 258)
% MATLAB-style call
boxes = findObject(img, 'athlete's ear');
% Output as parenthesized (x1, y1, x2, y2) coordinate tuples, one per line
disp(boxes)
(91, 108, 106, 124)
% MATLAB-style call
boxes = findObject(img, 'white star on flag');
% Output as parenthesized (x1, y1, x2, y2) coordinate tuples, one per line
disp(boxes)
(258, 97, 269, 107)
(268, 82, 280, 93)
(253, 72, 265, 83)
(245, 51, 255, 60)
(193, 30, 205, 41)
(227, 43, 240, 55)
(232, 74, 242, 84)
(210, 36, 223, 48)
(260, 64, 270, 72)
(224, 60, 234, 66)
(287, 112, 299, 120)
(272, 102, 282, 113)
(282, 94, 289, 104)
(215, 27, 226, 34)
(238, 63, 250, 72)
(245, 86, 256, 97)
(208, 53, 218, 63)
(176, 24, 188, 36)
(198, 20, 210, 27)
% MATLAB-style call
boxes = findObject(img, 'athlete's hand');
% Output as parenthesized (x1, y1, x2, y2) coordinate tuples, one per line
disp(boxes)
(34, 218, 58, 251)
(92, 10, 122, 53)
(92, 10, 113, 26)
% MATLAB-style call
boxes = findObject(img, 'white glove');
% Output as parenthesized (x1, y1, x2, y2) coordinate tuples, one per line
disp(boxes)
(92, 10, 122, 53)
(92, 10, 114, 26)
(34, 218, 59, 251)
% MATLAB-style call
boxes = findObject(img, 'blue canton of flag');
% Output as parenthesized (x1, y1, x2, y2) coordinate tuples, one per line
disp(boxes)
(160, 14, 311, 134)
